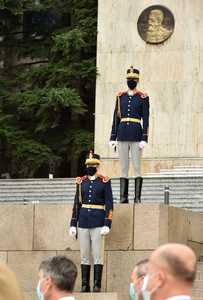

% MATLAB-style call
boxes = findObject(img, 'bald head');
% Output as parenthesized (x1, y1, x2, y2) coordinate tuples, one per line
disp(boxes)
(150, 243, 197, 283)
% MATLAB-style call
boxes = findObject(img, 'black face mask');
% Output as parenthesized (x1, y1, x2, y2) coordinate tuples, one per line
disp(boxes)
(127, 80, 137, 90)
(86, 166, 97, 176)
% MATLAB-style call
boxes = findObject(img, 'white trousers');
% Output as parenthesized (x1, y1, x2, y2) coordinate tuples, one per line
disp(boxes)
(118, 141, 141, 178)
(78, 227, 105, 265)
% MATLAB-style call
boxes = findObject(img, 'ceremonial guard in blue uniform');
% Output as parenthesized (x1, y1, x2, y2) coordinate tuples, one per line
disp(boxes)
(110, 66, 150, 203)
(69, 151, 113, 292)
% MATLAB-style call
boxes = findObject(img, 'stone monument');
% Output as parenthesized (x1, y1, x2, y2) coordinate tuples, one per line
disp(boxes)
(95, 0, 203, 176)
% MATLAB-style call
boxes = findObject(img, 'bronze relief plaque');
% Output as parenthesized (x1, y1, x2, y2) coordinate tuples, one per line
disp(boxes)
(137, 5, 175, 44)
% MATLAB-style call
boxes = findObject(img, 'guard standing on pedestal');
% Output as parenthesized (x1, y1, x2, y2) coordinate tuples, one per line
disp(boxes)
(69, 151, 113, 292)
(109, 66, 150, 203)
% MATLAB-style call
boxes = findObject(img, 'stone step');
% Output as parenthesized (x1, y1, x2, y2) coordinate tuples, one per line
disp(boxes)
(72, 293, 118, 300)
(1, 177, 203, 211)
(197, 262, 203, 271)
(146, 174, 203, 178)
(142, 190, 203, 196)
(192, 289, 203, 298)
(193, 280, 203, 289)
(160, 168, 203, 172)
(2, 180, 203, 188)
(0, 190, 74, 196)
(144, 180, 203, 185)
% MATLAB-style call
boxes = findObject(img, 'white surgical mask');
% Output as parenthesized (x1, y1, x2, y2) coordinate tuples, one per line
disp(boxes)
(141, 274, 159, 300)
(36, 280, 44, 300)
(141, 276, 151, 300)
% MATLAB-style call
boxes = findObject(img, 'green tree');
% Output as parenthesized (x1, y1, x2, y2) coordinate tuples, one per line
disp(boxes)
(0, 0, 97, 178)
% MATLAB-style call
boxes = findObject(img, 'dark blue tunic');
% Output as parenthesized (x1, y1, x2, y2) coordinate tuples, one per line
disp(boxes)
(110, 91, 150, 142)
(70, 175, 113, 229)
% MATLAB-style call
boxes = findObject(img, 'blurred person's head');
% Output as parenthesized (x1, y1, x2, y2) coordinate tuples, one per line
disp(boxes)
(37, 256, 77, 300)
(130, 259, 149, 300)
(0, 262, 24, 300)
(141, 243, 197, 300)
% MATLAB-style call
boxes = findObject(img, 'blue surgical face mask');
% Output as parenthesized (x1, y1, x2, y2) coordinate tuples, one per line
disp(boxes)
(36, 280, 44, 300)
(129, 282, 138, 300)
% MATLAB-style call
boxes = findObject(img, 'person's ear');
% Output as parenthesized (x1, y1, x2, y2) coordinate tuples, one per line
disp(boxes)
(43, 276, 53, 294)
(157, 270, 166, 288)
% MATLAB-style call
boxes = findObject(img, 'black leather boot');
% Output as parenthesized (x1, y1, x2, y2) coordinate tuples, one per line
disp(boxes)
(120, 177, 129, 203)
(81, 264, 91, 292)
(134, 177, 143, 203)
(93, 264, 103, 292)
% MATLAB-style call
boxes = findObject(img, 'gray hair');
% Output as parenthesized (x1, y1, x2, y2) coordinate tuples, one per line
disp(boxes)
(134, 259, 149, 278)
(39, 256, 77, 292)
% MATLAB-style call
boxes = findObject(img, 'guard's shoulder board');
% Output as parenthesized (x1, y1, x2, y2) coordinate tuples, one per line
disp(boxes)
(117, 90, 127, 97)
(98, 174, 110, 183)
(136, 89, 148, 99)
(75, 175, 87, 184)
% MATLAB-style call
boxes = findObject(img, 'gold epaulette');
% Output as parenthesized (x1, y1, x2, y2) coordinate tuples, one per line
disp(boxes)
(117, 90, 127, 97)
(98, 174, 110, 183)
(75, 176, 87, 184)
(136, 89, 148, 99)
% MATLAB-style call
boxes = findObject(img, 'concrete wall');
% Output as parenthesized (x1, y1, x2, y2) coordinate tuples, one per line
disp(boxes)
(95, 0, 203, 176)
(0, 204, 203, 300)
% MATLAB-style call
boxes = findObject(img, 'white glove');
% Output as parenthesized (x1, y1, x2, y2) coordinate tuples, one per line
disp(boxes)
(100, 226, 110, 235)
(69, 226, 77, 237)
(139, 141, 147, 149)
(109, 141, 118, 148)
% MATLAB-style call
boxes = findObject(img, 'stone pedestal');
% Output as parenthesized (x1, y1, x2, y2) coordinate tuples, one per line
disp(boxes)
(1, 203, 203, 299)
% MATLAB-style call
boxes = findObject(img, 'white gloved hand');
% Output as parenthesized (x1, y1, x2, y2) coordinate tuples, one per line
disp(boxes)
(139, 141, 147, 149)
(100, 226, 110, 235)
(109, 141, 118, 148)
(69, 226, 77, 238)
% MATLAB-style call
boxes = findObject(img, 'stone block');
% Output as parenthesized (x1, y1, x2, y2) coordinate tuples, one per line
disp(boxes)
(106, 204, 134, 250)
(117, 293, 130, 300)
(159, 205, 169, 245)
(74, 293, 118, 300)
(134, 204, 168, 250)
(188, 211, 203, 243)
(198, 262, 203, 272)
(187, 241, 201, 260)
(24, 292, 36, 300)
(0, 252, 7, 263)
(0, 204, 33, 250)
(24, 292, 119, 300)
(57, 250, 107, 292)
(34, 204, 80, 250)
(107, 251, 151, 294)
(168, 206, 188, 244)
(7, 251, 56, 292)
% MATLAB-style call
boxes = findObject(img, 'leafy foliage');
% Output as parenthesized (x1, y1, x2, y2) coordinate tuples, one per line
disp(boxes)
(0, 0, 97, 178)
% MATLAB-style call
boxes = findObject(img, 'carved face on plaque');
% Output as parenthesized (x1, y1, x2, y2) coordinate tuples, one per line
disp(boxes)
(137, 5, 175, 44)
